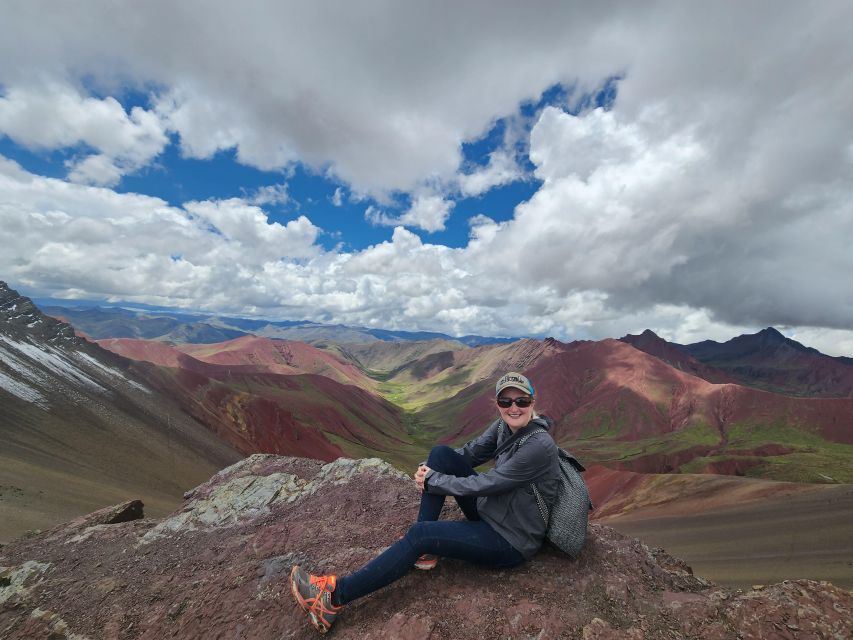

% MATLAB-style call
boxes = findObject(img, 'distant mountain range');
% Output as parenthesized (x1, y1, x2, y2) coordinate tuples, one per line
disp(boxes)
(42, 303, 515, 347)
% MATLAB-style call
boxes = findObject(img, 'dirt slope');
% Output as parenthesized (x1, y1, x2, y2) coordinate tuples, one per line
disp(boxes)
(0, 283, 241, 543)
(606, 483, 853, 590)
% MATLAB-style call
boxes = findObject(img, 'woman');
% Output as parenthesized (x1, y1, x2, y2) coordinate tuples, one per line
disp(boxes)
(290, 371, 559, 634)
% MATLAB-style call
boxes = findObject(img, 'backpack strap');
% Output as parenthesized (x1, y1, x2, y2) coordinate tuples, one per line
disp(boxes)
(516, 428, 546, 446)
(514, 428, 551, 524)
(491, 423, 544, 459)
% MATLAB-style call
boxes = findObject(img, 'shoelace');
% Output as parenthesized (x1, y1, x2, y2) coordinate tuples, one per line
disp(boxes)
(308, 575, 340, 613)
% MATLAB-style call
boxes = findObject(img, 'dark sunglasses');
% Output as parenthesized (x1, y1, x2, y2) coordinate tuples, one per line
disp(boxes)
(496, 396, 533, 408)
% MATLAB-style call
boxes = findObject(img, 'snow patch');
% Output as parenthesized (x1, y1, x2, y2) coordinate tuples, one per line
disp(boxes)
(0, 335, 106, 392)
(74, 352, 151, 394)
(0, 369, 48, 408)
(0, 344, 48, 385)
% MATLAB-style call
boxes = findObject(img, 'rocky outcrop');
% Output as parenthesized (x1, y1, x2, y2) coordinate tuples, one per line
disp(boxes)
(1, 454, 851, 639)
(0, 281, 83, 347)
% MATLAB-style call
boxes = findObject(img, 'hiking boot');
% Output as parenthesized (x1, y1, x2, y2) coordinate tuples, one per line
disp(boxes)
(290, 565, 341, 634)
(414, 554, 438, 570)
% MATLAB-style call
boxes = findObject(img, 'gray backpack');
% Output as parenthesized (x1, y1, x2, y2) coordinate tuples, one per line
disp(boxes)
(519, 429, 592, 558)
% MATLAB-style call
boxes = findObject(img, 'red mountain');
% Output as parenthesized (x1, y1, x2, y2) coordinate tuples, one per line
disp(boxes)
(100, 335, 375, 390)
(136, 365, 409, 462)
(98, 338, 190, 368)
(425, 338, 853, 483)
(99, 337, 418, 467)
(620, 329, 733, 384)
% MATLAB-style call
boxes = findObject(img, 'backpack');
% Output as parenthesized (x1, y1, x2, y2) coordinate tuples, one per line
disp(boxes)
(518, 429, 592, 558)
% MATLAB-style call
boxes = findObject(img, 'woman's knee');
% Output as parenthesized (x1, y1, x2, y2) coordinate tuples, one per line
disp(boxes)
(403, 521, 431, 548)
(426, 444, 461, 470)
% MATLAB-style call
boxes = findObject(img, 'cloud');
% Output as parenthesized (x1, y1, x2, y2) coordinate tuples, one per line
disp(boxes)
(364, 205, 395, 228)
(464, 98, 853, 338)
(365, 195, 455, 233)
(0, 83, 168, 186)
(248, 183, 289, 206)
(458, 149, 524, 197)
(0, 3, 616, 197)
(0, 157, 320, 309)
(399, 195, 454, 232)
(2, 3, 853, 353)
(331, 187, 343, 207)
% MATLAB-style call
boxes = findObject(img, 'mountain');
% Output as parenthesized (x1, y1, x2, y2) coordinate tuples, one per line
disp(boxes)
(620, 329, 733, 384)
(362, 327, 516, 346)
(2, 454, 849, 639)
(317, 338, 467, 376)
(415, 338, 853, 483)
(95, 336, 421, 469)
(42, 303, 511, 346)
(0, 282, 241, 542)
(18, 287, 853, 492)
(678, 327, 853, 398)
(100, 335, 376, 389)
(385, 337, 564, 412)
(42, 305, 251, 343)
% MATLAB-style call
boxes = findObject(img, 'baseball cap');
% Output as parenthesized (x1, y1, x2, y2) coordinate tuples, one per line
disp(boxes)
(495, 371, 534, 397)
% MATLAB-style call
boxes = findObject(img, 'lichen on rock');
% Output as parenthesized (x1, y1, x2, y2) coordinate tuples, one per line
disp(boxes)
(0, 560, 51, 605)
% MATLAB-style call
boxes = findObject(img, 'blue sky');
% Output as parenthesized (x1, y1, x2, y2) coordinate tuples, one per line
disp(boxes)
(1, 2, 852, 355)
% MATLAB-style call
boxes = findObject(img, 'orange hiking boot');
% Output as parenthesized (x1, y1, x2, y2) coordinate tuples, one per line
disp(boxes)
(290, 565, 342, 634)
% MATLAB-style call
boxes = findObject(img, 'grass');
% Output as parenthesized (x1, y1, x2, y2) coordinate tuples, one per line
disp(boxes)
(725, 420, 844, 450)
(325, 432, 428, 472)
(557, 413, 853, 484)
(354, 374, 853, 485)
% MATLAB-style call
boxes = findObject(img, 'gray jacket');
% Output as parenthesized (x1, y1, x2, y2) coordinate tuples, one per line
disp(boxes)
(425, 416, 559, 559)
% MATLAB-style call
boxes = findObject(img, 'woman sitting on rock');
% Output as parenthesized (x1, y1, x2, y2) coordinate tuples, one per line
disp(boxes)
(290, 371, 560, 634)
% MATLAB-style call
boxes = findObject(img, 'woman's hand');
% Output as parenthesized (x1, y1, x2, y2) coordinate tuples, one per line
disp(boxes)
(414, 465, 432, 491)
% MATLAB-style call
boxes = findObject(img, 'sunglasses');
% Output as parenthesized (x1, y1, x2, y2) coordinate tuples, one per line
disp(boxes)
(496, 396, 533, 408)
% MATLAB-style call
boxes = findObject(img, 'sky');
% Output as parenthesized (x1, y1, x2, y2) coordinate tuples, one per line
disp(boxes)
(1, 1, 852, 355)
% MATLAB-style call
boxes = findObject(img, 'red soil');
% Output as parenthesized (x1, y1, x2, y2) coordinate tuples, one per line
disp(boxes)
(621, 330, 734, 384)
(133, 362, 405, 462)
(100, 336, 375, 391)
(178, 335, 374, 388)
(442, 338, 853, 481)
(98, 338, 188, 367)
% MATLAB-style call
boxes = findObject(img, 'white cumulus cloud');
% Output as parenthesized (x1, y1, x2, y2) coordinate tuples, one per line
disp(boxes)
(0, 83, 168, 186)
(365, 195, 455, 233)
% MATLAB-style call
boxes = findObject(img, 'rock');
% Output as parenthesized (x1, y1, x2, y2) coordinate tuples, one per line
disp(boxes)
(0, 454, 850, 639)
(53, 500, 145, 541)
(0, 561, 51, 605)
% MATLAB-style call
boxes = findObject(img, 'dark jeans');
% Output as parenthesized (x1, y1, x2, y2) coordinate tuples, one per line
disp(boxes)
(334, 445, 524, 606)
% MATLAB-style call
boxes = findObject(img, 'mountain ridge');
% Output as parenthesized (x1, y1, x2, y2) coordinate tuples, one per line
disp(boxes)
(625, 328, 853, 398)
(0, 281, 242, 542)
(41, 302, 516, 347)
